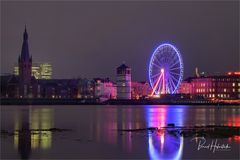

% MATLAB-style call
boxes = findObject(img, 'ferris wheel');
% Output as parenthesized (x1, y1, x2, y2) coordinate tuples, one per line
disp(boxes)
(149, 43, 183, 95)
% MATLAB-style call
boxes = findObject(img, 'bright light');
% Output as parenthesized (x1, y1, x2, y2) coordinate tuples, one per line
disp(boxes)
(149, 43, 184, 95)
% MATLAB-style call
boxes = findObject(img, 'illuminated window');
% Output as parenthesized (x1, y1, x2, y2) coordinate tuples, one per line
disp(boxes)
(209, 94, 211, 98)
(212, 94, 215, 98)
(122, 83, 126, 87)
(224, 88, 226, 92)
(233, 83, 235, 87)
(233, 88, 235, 92)
(238, 83, 240, 87)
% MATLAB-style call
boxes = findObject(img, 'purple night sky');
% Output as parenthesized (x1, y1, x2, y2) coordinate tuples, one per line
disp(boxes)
(1, 1, 239, 81)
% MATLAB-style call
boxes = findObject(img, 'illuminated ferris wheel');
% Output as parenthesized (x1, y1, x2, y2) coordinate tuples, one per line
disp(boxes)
(149, 43, 183, 95)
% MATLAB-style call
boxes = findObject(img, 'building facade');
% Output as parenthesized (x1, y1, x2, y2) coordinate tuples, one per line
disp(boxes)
(131, 81, 151, 99)
(14, 63, 52, 79)
(77, 78, 95, 99)
(94, 78, 117, 101)
(37, 79, 78, 98)
(178, 73, 240, 99)
(116, 64, 132, 99)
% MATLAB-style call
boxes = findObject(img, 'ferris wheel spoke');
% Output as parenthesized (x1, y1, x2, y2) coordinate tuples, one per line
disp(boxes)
(169, 74, 179, 84)
(165, 81, 168, 93)
(168, 79, 174, 93)
(167, 79, 172, 92)
(166, 82, 171, 94)
(151, 73, 161, 79)
(154, 56, 162, 65)
(170, 67, 180, 71)
(168, 83, 173, 93)
(165, 81, 170, 94)
(152, 62, 161, 69)
(152, 78, 158, 87)
(169, 77, 177, 91)
(170, 71, 180, 76)
(169, 60, 180, 68)
(169, 59, 178, 67)
(152, 73, 162, 87)
(169, 54, 178, 64)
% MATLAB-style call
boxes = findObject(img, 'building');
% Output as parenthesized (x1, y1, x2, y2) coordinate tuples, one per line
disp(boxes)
(18, 26, 37, 98)
(37, 79, 79, 98)
(116, 64, 131, 99)
(177, 78, 192, 94)
(94, 78, 117, 101)
(131, 81, 151, 99)
(1, 27, 38, 98)
(77, 78, 95, 99)
(178, 72, 240, 99)
(0, 74, 18, 98)
(14, 63, 52, 79)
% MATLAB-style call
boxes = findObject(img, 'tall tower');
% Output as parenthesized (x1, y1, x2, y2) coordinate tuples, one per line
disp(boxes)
(18, 26, 32, 98)
(116, 63, 131, 99)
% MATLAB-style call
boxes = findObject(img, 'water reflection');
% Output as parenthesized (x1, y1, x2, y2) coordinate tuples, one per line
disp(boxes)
(91, 105, 239, 159)
(93, 107, 144, 152)
(146, 106, 184, 160)
(30, 108, 53, 149)
(145, 105, 185, 128)
(14, 109, 31, 159)
(1, 105, 239, 159)
(95, 107, 118, 145)
(13, 107, 54, 159)
(146, 107, 166, 128)
(148, 133, 184, 160)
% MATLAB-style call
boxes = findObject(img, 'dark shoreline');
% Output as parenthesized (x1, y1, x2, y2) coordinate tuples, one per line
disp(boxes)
(1, 98, 239, 105)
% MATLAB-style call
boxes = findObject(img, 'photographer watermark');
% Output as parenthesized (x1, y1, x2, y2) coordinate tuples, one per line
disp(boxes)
(191, 137, 231, 153)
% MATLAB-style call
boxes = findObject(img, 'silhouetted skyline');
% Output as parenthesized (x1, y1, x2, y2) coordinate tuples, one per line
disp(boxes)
(1, 1, 239, 81)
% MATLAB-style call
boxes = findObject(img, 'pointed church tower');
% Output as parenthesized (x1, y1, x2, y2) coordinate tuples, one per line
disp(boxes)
(18, 26, 32, 98)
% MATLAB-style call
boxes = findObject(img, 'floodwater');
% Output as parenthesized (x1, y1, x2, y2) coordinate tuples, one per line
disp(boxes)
(1, 105, 240, 159)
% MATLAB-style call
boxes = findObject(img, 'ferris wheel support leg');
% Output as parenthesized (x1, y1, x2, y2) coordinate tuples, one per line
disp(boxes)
(162, 69, 165, 94)
(151, 72, 162, 96)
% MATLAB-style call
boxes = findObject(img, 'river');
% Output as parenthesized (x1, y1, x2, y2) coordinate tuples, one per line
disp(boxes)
(1, 105, 240, 159)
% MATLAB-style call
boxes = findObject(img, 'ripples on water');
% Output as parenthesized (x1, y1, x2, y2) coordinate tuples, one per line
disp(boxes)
(1, 105, 240, 159)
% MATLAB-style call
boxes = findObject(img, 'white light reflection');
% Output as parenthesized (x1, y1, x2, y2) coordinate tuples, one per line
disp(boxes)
(148, 135, 184, 160)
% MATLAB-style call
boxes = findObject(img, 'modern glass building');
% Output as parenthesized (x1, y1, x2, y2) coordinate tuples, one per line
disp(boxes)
(14, 63, 52, 79)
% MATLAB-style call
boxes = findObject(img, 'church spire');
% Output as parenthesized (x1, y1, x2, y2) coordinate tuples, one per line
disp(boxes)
(23, 25, 28, 40)
(20, 25, 30, 61)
